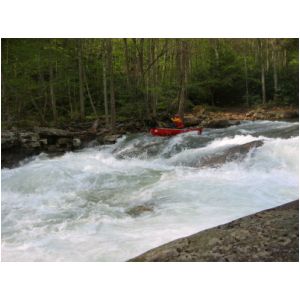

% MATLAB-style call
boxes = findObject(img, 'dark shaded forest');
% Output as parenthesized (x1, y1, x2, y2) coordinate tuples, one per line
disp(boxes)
(1, 38, 298, 129)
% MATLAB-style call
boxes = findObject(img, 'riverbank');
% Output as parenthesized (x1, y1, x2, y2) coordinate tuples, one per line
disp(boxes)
(129, 200, 299, 262)
(1, 105, 298, 168)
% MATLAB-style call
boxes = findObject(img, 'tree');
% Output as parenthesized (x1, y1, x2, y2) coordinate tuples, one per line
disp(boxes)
(77, 39, 85, 120)
(177, 39, 189, 118)
(107, 39, 116, 131)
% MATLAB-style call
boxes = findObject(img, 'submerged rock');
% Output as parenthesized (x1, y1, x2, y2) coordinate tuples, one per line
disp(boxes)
(204, 119, 240, 128)
(103, 134, 122, 144)
(198, 140, 264, 167)
(126, 205, 154, 217)
(129, 200, 299, 262)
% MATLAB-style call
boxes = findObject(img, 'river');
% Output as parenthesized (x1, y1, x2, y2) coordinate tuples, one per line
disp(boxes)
(1, 120, 299, 261)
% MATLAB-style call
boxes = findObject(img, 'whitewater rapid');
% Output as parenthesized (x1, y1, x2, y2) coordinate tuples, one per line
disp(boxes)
(1, 121, 299, 261)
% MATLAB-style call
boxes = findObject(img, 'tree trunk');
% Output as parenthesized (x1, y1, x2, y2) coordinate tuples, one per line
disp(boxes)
(102, 41, 109, 128)
(49, 65, 58, 122)
(83, 67, 98, 118)
(261, 63, 266, 104)
(67, 79, 73, 118)
(107, 39, 116, 132)
(123, 39, 131, 89)
(178, 40, 189, 118)
(258, 39, 267, 104)
(244, 55, 249, 107)
(78, 40, 85, 120)
(272, 42, 279, 101)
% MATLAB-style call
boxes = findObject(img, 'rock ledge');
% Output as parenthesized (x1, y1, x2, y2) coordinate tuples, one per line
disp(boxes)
(129, 200, 299, 262)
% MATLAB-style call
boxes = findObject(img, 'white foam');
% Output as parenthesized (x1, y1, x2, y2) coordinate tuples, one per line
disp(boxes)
(1, 121, 299, 261)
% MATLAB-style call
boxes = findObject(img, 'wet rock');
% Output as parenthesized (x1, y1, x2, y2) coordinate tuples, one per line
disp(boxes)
(19, 132, 39, 143)
(57, 137, 72, 145)
(126, 205, 154, 217)
(129, 200, 299, 262)
(1, 131, 19, 149)
(205, 119, 231, 128)
(229, 120, 241, 126)
(34, 127, 74, 137)
(72, 138, 82, 148)
(24, 141, 41, 148)
(103, 134, 122, 144)
(40, 139, 48, 146)
(198, 140, 264, 167)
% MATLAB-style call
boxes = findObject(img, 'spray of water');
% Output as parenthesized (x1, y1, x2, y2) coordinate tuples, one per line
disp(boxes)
(1, 121, 299, 261)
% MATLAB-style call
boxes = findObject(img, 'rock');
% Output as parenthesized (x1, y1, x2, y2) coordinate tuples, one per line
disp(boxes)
(24, 141, 40, 148)
(281, 111, 299, 119)
(205, 119, 231, 128)
(184, 115, 201, 127)
(192, 105, 207, 117)
(245, 111, 254, 117)
(126, 205, 154, 217)
(34, 127, 73, 137)
(103, 134, 122, 144)
(198, 140, 264, 167)
(129, 200, 299, 262)
(228, 120, 241, 126)
(19, 132, 40, 143)
(1, 131, 19, 149)
(40, 139, 48, 146)
(72, 138, 81, 148)
(253, 112, 265, 119)
(57, 138, 72, 145)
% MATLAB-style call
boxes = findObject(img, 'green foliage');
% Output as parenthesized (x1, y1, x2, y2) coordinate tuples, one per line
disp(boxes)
(1, 38, 298, 127)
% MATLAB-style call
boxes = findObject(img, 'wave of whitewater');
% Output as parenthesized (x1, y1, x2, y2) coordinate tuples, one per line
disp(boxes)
(1, 121, 299, 261)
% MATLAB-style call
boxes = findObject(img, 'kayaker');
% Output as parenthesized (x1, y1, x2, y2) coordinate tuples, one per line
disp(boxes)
(171, 114, 185, 128)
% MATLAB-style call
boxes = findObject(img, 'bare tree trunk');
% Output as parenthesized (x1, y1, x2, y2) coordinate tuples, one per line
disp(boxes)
(107, 39, 116, 132)
(102, 41, 109, 127)
(244, 55, 249, 107)
(67, 79, 73, 118)
(123, 38, 131, 89)
(151, 39, 158, 118)
(136, 38, 150, 119)
(272, 41, 279, 102)
(49, 65, 58, 122)
(78, 40, 85, 120)
(258, 39, 267, 104)
(261, 63, 266, 104)
(178, 40, 189, 118)
(83, 67, 98, 118)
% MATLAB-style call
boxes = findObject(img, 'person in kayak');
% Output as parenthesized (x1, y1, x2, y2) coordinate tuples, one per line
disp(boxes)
(171, 114, 185, 128)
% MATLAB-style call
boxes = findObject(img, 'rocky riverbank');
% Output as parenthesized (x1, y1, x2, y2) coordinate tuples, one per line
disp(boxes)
(129, 200, 299, 262)
(1, 105, 298, 168)
(1, 126, 123, 168)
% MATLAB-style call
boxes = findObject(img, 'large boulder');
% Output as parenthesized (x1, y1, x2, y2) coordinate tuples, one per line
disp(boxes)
(129, 200, 299, 262)
(103, 134, 122, 144)
(126, 205, 154, 217)
(34, 127, 74, 137)
(204, 119, 240, 129)
(198, 140, 264, 167)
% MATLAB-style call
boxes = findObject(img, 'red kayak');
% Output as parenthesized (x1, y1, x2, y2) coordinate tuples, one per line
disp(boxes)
(150, 127, 203, 137)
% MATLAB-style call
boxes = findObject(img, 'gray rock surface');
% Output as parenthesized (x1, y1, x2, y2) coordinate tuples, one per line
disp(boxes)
(198, 140, 264, 167)
(126, 205, 154, 217)
(129, 200, 299, 262)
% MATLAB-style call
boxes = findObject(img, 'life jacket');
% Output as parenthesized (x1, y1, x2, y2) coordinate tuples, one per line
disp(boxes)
(171, 116, 184, 128)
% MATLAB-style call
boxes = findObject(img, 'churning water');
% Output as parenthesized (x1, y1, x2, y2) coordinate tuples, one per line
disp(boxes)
(1, 121, 299, 261)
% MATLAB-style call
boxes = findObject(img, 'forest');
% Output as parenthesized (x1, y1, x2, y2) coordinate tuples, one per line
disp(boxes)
(1, 38, 299, 130)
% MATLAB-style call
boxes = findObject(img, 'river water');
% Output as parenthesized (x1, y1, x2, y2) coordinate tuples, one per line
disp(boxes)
(1, 120, 299, 261)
